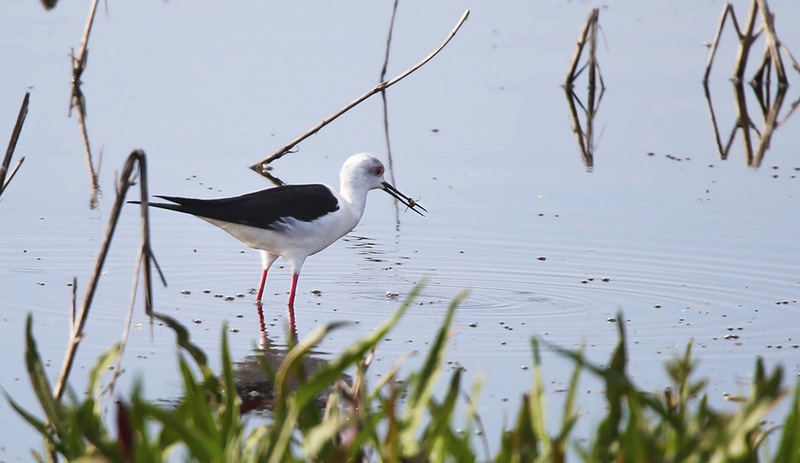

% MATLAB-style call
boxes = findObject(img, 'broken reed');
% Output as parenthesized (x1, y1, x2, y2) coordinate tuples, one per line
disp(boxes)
(1, 91, 29, 197)
(703, 0, 800, 85)
(250, 9, 470, 171)
(565, 7, 604, 90)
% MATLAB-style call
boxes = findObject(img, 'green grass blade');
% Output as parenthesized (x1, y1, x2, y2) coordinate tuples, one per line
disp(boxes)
(23, 315, 65, 435)
(294, 285, 425, 410)
(775, 377, 800, 462)
(400, 290, 466, 454)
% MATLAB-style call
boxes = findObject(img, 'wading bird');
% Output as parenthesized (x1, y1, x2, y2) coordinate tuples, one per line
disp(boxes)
(145, 153, 426, 332)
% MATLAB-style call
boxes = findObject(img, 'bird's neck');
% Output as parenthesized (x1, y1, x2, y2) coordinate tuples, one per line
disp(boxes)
(339, 181, 368, 219)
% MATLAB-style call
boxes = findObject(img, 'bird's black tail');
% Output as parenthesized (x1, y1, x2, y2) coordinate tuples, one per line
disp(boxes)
(127, 197, 192, 215)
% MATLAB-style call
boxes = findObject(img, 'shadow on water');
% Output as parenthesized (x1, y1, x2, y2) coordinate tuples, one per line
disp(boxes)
(235, 326, 339, 415)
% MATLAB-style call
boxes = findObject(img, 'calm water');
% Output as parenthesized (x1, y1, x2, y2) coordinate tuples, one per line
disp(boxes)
(2, 0, 800, 458)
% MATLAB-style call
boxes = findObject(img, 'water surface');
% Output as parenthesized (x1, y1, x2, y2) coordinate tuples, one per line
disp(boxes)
(2, 0, 799, 458)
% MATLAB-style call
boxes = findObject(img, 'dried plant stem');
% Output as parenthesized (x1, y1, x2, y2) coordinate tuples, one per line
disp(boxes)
(703, 0, 799, 85)
(756, 0, 786, 84)
(53, 150, 164, 401)
(565, 8, 603, 88)
(71, 0, 100, 84)
(250, 9, 469, 171)
(1, 92, 29, 197)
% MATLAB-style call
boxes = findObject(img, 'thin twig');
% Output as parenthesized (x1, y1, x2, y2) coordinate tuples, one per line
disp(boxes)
(703, 4, 735, 84)
(104, 250, 141, 395)
(250, 9, 470, 171)
(705, 0, 800, 85)
(1, 92, 30, 197)
(757, 0, 787, 85)
(565, 8, 599, 86)
(778, 43, 800, 73)
(733, 1, 760, 82)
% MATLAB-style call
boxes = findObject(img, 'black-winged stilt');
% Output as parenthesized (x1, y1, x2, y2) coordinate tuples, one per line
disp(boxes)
(146, 153, 426, 331)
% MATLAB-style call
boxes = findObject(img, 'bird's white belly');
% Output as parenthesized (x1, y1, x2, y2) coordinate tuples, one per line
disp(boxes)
(205, 211, 358, 259)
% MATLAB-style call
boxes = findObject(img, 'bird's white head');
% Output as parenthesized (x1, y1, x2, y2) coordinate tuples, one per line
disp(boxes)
(339, 153, 427, 216)
(340, 153, 387, 193)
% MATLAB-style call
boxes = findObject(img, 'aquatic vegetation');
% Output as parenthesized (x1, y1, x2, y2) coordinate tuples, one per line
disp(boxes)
(8, 288, 800, 462)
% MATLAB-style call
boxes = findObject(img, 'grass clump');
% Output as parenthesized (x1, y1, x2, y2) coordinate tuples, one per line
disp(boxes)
(7, 289, 800, 462)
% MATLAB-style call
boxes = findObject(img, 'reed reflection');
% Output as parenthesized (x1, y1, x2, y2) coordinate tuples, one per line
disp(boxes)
(564, 7, 605, 172)
(703, 80, 798, 168)
(564, 86, 605, 172)
(69, 85, 102, 208)
(702, 0, 800, 167)
(68, 0, 102, 208)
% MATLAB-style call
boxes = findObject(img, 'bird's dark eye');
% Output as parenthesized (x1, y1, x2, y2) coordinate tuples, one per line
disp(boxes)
(375, 166, 384, 176)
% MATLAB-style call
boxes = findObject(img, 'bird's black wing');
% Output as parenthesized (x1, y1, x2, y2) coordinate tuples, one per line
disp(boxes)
(151, 184, 340, 230)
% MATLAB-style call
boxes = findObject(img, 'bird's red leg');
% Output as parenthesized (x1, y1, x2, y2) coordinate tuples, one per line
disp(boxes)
(256, 268, 268, 302)
(288, 273, 299, 308)
(286, 273, 299, 341)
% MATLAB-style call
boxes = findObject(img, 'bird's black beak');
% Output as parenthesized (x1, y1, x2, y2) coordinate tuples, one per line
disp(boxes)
(381, 182, 427, 216)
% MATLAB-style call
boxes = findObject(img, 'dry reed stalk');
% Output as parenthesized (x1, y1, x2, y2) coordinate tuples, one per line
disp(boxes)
(703, 0, 799, 86)
(1, 92, 29, 197)
(250, 9, 470, 172)
(71, 0, 100, 84)
(565, 8, 603, 88)
(53, 150, 165, 401)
